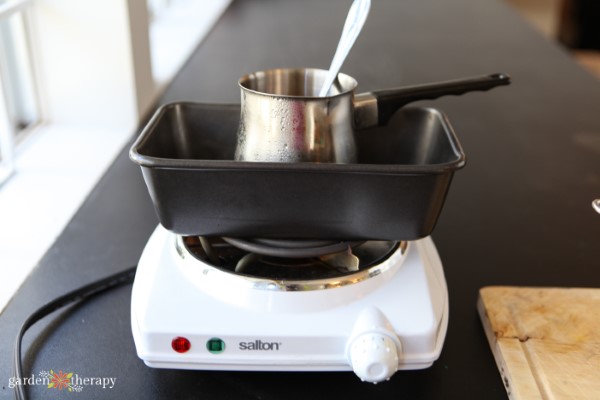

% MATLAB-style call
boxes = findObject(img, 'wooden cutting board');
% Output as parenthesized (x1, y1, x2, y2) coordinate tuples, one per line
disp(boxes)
(477, 286, 600, 400)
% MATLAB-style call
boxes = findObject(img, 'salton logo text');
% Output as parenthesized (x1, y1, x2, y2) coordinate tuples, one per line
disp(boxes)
(239, 340, 282, 351)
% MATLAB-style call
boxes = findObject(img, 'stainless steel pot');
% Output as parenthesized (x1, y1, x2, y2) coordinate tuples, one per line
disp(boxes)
(235, 68, 509, 163)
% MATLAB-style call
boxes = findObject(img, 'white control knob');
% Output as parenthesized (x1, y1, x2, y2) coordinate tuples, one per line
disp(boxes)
(348, 333, 400, 383)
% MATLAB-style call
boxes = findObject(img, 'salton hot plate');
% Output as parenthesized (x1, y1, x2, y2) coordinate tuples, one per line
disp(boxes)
(131, 225, 448, 383)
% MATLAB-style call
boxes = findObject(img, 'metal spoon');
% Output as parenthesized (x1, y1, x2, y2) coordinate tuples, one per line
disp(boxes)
(318, 0, 371, 97)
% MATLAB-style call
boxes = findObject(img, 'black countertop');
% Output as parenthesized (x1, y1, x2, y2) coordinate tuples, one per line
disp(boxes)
(2, 0, 600, 398)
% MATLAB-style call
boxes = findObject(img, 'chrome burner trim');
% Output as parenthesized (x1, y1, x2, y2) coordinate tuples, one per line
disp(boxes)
(175, 236, 409, 292)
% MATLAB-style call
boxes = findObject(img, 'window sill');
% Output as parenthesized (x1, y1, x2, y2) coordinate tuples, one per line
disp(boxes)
(0, 122, 130, 311)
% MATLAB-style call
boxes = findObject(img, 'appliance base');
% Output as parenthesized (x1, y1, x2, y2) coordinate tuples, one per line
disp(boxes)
(131, 226, 449, 383)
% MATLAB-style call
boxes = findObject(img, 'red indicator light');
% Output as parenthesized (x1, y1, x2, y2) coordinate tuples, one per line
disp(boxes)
(172, 337, 191, 353)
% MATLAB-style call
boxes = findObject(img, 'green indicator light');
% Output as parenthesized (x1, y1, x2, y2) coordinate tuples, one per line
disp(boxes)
(206, 338, 225, 354)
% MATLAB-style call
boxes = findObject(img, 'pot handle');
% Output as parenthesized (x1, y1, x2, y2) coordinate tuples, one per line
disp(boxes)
(365, 73, 511, 126)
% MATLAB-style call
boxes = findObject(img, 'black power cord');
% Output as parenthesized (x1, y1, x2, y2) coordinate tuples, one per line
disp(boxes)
(12, 266, 137, 400)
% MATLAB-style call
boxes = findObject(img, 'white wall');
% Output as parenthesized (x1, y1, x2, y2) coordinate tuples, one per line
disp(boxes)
(30, 0, 154, 130)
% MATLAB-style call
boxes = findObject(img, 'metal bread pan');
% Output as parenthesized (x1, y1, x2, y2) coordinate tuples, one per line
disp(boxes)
(130, 102, 466, 240)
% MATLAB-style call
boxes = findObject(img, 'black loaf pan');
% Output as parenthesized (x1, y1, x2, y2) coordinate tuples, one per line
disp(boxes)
(130, 102, 466, 241)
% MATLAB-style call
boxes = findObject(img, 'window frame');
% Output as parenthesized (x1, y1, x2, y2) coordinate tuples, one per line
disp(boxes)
(0, 0, 38, 186)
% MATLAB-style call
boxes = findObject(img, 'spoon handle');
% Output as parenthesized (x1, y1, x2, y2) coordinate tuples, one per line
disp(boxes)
(319, 0, 371, 97)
